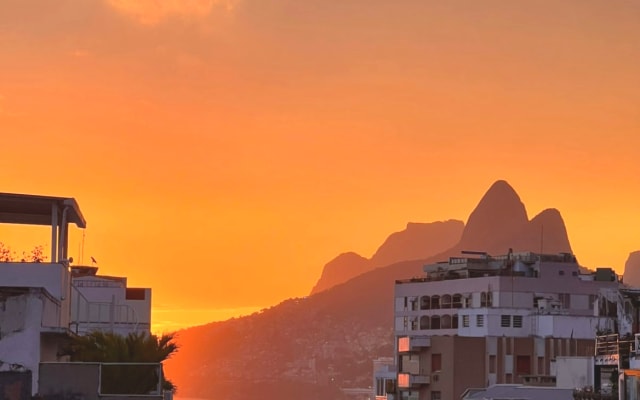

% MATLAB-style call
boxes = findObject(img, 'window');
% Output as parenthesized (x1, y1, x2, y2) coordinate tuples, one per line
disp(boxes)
(421, 296, 430, 310)
(476, 315, 484, 327)
(411, 318, 418, 330)
(431, 295, 441, 309)
(376, 378, 385, 396)
(452, 314, 459, 329)
(441, 294, 452, 309)
(431, 391, 441, 400)
(516, 355, 531, 376)
(431, 315, 441, 329)
(431, 354, 442, 372)
(559, 293, 571, 309)
(537, 357, 545, 375)
(501, 315, 511, 327)
(452, 294, 463, 308)
(513, 315, 523, 328)
(481, 291, 493, 307)
(441, 315, 452, 329)
(463, 315, 470, 327)
(559, 270, 565, 276)
(420, 316, 430, 330)
(489, 355, 496, 373)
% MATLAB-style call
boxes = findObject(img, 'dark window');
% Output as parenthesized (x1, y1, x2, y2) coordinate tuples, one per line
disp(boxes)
(537, 357, 545, 374)
(432, 354, 442, 372)
(501, 315, 511, 327)
(431, 391, 441, 400)
(513, 315, 523, 328)
(489, 355, 496, 373)
(516, 355, 531, 376)
(126, 288, 146, 300)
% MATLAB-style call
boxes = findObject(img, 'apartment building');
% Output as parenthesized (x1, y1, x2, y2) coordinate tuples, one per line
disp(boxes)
(70, 265, 152, 335)
(0, 192, 154, 396)
(393, 251, 622, 400)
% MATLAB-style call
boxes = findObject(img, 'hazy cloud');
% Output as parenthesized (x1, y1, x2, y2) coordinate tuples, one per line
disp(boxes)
(106, 0, 239, 24)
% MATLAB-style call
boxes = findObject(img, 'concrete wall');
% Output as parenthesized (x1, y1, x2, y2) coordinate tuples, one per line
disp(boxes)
(0, 290, 44, 395)
(39, 363, 164, 400)
(39, 363, 100, 400)
(0, 263, 67, 299)
(0, 371, 31, 400)
(552, 356, 594, 389)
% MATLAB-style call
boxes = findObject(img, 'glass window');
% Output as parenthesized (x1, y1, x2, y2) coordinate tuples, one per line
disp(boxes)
(462, 315, 470, 327)
(476, 315, 484, 327)
(501, 315, 511, 327)
(431, 354, 442, 372)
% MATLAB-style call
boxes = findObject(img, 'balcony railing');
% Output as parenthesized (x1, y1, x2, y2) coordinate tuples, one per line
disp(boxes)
(398, 336, 431, 353)
(398, 373, 430, 388)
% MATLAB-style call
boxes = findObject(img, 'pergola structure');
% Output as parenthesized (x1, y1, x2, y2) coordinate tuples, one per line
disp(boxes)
(0, 192, 87, 263)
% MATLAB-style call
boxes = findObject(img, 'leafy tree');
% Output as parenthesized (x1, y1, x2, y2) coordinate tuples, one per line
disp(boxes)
(0, 242, 46, 262)
(66, 331, 179, 393)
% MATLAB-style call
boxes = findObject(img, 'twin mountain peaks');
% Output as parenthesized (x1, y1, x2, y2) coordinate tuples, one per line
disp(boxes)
(311, 179, 571, 295)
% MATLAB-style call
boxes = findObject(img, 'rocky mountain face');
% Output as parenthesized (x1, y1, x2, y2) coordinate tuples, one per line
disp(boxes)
(310, 220, 464, 295)
(164, 180, 574, 400)
(623, 251, 640, 287)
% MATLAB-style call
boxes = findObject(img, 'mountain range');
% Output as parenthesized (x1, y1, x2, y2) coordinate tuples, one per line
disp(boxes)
(164, 180, 579, 399)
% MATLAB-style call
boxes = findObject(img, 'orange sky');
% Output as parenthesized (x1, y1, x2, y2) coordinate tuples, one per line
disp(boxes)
(1, 0, 638, 332)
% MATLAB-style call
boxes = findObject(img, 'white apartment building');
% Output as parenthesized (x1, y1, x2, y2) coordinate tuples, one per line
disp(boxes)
(0, 192, 153, 396)
(70, 265, 151, 336)
(393, 250, 623, 400)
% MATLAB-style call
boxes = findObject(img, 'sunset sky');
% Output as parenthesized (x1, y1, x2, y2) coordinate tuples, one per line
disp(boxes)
(1, 0, 638, 332)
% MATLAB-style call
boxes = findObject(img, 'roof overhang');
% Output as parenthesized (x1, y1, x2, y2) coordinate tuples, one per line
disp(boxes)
(0, 192, 87, 228)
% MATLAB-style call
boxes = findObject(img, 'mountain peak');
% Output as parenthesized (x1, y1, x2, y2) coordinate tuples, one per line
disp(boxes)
(458, 180, 528, 251)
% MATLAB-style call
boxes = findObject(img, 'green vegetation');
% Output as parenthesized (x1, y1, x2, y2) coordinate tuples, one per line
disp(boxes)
(66, 331, 179, 394)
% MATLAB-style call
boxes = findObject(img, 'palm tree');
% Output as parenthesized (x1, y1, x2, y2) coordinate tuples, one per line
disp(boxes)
(67, 331, 179, 393)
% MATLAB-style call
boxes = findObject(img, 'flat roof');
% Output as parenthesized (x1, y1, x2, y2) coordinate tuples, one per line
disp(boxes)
(0, 192, 87, 228)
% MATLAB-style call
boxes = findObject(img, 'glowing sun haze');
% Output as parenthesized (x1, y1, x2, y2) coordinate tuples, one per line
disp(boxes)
(0, 0, 638, 332)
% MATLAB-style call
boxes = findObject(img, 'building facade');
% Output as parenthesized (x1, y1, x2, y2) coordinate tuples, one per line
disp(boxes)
(0, 193, 154, 396)
(393, 251, 622, 400)
(70, 265, 152, 336)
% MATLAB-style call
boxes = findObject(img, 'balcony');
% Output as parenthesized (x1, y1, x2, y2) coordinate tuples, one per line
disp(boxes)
(398, 373, 431, 388)
(398, 335, 431, 353)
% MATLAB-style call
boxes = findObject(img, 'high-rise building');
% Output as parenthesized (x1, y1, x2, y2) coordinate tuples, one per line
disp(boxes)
(393, 251, 622, 400)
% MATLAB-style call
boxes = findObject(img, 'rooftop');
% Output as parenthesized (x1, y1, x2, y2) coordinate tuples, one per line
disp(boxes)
(0, 192, 86, 228)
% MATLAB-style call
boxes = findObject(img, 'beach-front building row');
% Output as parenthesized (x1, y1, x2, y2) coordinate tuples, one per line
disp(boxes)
(0, 193, 152, 396)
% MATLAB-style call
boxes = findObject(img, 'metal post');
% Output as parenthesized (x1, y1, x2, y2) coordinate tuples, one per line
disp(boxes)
(51, 203, 58, 262)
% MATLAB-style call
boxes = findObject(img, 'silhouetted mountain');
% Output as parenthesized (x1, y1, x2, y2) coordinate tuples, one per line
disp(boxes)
(623, 251, 640, 287)
(165, 180, 575, 400)
(370, 220, 464, 268)
(310, 252, 370, 295)
(456, 181, 571, 256)
(310, 220, 464, 295)
(458, 180, 528, 251)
